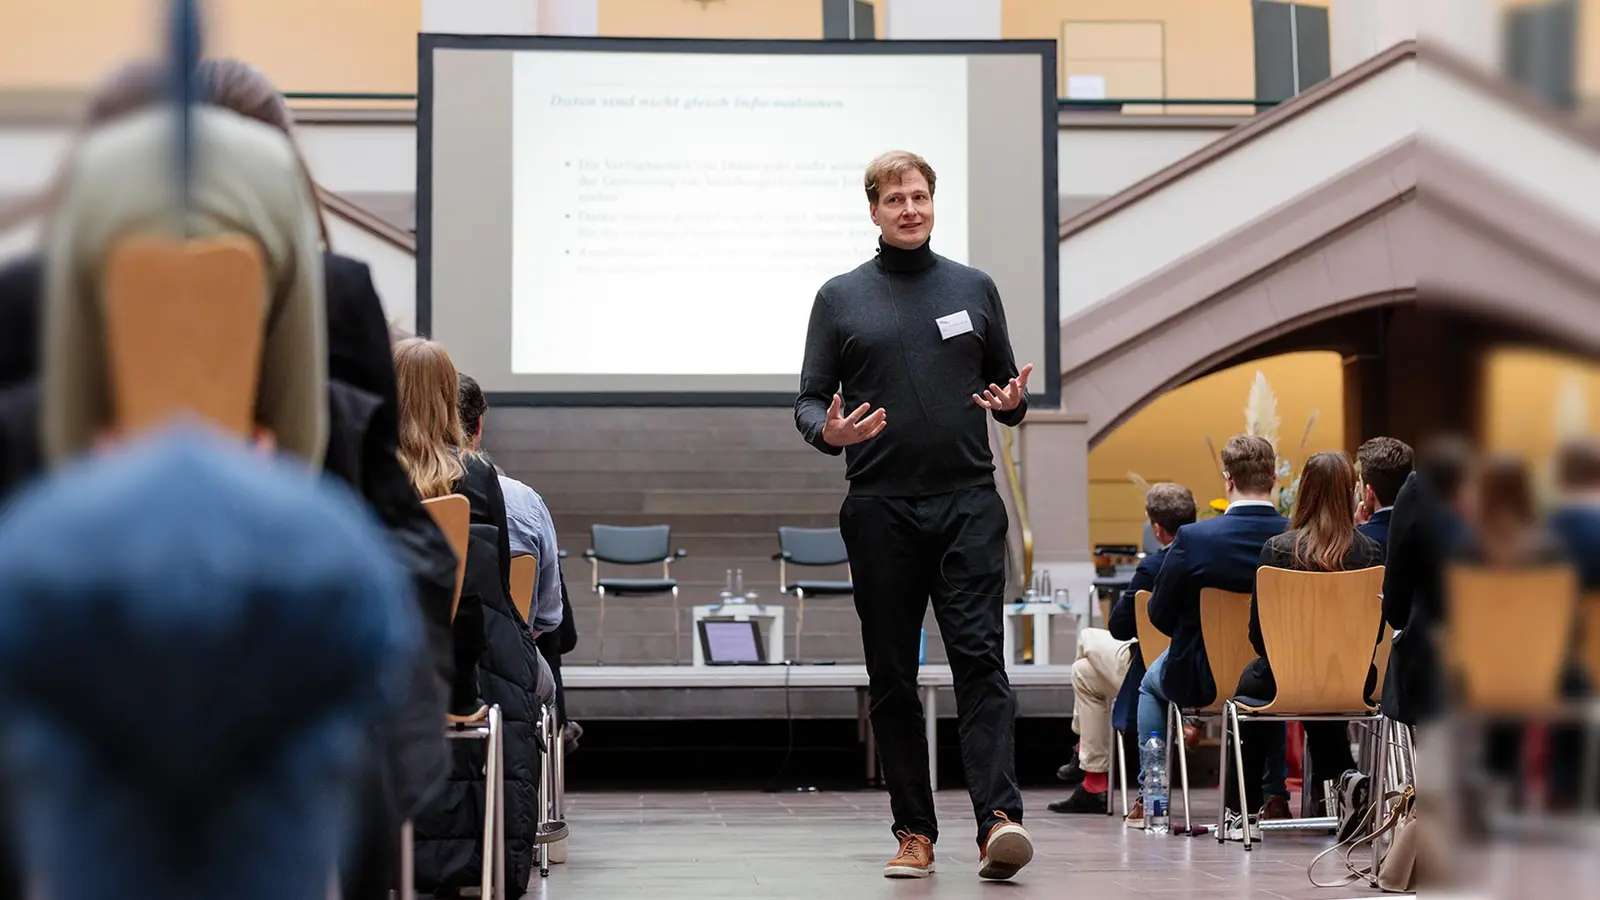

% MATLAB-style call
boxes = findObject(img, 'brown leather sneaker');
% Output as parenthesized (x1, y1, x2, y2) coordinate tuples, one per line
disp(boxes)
(884, 830, 934, 878)
(978, 812, 1033, 881)
(1259, 795, 1292, 821)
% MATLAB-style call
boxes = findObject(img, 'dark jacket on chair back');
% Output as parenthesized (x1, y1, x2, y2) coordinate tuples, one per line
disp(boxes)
(1148, 504, 1288, 709)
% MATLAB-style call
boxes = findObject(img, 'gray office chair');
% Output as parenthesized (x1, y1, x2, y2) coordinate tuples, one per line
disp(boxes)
(584, 524, 687, 664)
(774, 526, 853, 660)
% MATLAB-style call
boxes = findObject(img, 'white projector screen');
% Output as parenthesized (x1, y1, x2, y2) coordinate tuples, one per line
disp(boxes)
(419, 36, 1059, 406)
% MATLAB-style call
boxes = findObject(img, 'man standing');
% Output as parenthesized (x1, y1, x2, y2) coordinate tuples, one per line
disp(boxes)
(795, 150, 1035, 881)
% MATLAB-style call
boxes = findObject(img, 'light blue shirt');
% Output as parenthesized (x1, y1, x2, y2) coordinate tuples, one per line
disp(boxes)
(498, 475, 563, 634)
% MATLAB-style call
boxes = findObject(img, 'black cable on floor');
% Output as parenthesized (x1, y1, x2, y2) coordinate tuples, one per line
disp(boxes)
(762, 662, 817, 793)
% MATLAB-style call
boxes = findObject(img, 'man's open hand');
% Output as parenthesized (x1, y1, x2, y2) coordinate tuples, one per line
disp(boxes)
(973, 363, 1034, 412)
(822, 393, 887, 447)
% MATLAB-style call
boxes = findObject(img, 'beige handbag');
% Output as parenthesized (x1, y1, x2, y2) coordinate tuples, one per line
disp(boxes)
(1309, 786, 1418, 892)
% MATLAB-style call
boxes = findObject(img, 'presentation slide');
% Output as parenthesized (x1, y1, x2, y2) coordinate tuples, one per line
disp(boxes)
(421, 37, 1057, 403)
(509, 53, 968, 376)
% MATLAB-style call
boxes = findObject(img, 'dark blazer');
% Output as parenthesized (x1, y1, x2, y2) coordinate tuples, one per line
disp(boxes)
(1356, 507, 1393, 553)
(1109, 546, 1166, 729)
(1548, 504, 1600, 592)
(1149, 504, 1288, 709)
(1380, 471, 1469, 725)
(1245, 529, 1385, 694)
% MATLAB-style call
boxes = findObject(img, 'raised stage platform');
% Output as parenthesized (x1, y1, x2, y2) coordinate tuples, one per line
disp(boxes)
(562, 664, 1076, 792)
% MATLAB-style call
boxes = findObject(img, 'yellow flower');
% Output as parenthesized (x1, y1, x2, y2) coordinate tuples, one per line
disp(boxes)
(1209, 498, 1228, 512)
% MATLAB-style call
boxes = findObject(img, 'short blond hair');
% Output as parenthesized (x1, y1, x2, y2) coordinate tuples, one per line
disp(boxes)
(863, 150, 936, 205)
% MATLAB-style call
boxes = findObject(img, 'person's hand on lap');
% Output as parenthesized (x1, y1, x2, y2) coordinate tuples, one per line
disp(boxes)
(822, 393, 887, 447)
(973, 363, 1033, 412)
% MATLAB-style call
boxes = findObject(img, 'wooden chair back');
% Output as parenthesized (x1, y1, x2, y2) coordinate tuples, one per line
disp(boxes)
(1198, 588, 1256, 711)
(1132, 590, 1169, 667)
(510, 554, 537, 624)
(1584, 592, 1600, 689)
(1444, 566, 1577, 715)
(103, 235, 266, 440)
(422, 495, 471, 623)
(1249, 566, 1384, 715)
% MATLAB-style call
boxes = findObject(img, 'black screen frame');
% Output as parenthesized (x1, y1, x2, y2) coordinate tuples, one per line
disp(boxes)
(417, 33, 1061, 409)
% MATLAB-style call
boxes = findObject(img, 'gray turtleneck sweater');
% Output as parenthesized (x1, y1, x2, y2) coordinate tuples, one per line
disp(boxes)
(795, 240, 1027, 497)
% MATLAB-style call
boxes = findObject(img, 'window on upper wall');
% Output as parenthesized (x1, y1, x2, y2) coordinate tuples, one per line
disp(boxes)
(1504, 0, 1578, 110)
(1252, 0, 1332, 104)
(1059, 20, 1166, 105)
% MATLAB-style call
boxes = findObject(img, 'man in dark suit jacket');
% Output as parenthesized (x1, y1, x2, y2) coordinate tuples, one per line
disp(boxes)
(1050, 483, 1196, 815)
(1355, 436, 1414, 552)
(1549, 436, 1600, 592)
(1140, 435, 1288, 761)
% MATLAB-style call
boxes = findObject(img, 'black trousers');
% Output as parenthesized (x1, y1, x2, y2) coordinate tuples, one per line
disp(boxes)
(840, 484, 1023, 846)
(1226, 665, 1356, 814)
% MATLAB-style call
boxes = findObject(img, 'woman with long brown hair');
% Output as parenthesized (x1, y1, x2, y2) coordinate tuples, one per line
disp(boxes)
(392, 338, 548, 893)
(1222, 451, 1384, 839)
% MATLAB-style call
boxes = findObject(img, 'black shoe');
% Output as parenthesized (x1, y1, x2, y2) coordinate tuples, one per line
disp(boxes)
(1047, 785, 1108, 814)
(1056, 748, 1084, 784)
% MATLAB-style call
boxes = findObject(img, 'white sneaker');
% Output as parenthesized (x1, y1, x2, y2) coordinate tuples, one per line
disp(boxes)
(1222, 811, 1262, 842)
(978, 813, 1033, 881)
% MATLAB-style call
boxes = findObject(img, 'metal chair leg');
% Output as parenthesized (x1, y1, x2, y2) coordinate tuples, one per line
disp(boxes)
(1168, 703, 1192, 834)
(1231, 705, 1254, 851)
(480, 711, 497, 899)
(1216, 704, 1231, 844)
(399, 819, 415, 900)
(1105, 726, 1117, 816)
(596, 588, 607, 665)
(537, 705, 552, 878)
(495, 709, 507, 900)
(1370, 716, 1390, 886)
(671, 586, 681, 664)
(795, 590, 806, 662)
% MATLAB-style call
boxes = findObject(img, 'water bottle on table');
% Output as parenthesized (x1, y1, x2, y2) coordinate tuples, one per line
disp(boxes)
(1140, 732, 1170, 834)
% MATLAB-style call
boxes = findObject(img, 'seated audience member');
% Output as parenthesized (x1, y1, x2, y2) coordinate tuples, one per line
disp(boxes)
(1547, 436, 1600, 592)
(1226, 452, 1384, 840)
(1140, 435, 1288, 820)
(1382, 436, 1472, 727)
(1453, 454, 1580, 812)
(458, 374, 563, 636)
(394, 339, 508, 716)
(1052, 483, 1196, 817)
(1356, 436, 1415, 552)
(395, 339, 547, 891)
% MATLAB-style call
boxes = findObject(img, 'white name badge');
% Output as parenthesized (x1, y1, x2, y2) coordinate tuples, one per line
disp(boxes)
(935, 309, 974, 340)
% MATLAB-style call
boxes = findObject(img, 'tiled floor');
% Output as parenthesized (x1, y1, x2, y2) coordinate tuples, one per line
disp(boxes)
(520, 789, 1382, 899)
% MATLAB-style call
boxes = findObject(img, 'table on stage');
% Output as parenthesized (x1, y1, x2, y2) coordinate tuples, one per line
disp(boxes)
(562, 664, 1075, 791)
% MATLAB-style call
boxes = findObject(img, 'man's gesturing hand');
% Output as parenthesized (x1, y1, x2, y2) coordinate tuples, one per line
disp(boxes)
(973, 363, 1034, 412)
(822, 393, 887, 448)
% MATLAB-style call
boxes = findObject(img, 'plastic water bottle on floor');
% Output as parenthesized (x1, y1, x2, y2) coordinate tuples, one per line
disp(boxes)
(1141, 732, 1170, 834)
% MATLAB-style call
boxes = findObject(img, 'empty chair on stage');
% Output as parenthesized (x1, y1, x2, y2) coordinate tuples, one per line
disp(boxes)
(585, 524, 688, 663)
(774, 525, 854, 659)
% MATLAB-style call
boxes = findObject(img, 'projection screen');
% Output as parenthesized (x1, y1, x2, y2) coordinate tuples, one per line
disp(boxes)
(418, 35, 1059, 406)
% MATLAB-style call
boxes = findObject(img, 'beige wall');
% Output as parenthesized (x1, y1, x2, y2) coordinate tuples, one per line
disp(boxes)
(1002, 0, 1255, 99)
(1087, 352, 1346, 546)
(1482, 347, 1600, 464)
(598, 0, 824, 38)
(0, 0, 423, 93)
